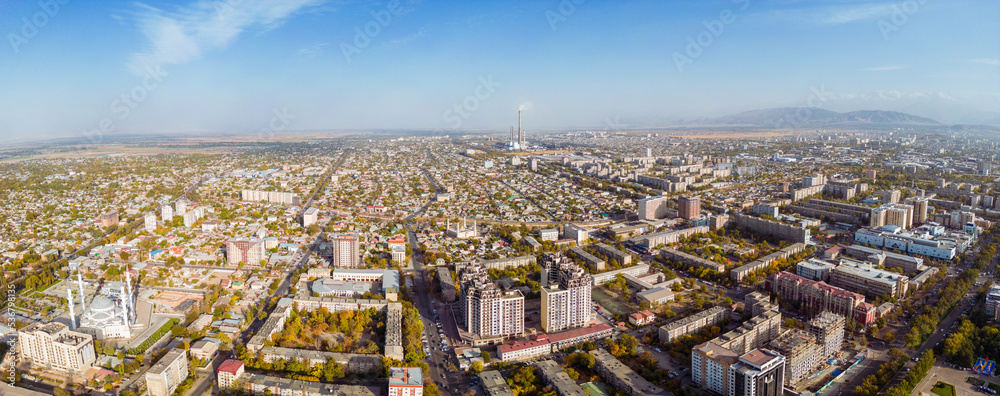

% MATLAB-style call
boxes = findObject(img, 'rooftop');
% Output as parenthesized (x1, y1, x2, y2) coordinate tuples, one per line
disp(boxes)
(388, 367, 422, 387)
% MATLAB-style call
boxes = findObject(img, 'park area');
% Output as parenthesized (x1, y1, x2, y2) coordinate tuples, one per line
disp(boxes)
(931, 382, 956, 396)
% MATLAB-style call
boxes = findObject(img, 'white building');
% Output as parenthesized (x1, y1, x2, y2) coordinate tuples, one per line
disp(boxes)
(638, 196, 669, 220)
(540, 256, 592, 333)
(987, 285, 1000, 320)
(302, 207, 319, 227)
(161, 204, 173, 222)
(539, 229, 559, 242)
(388, 367, 423, 396)
(564, 224, 591, 244)
(18, 322, 96, 374)
(144, 213, 157, 233)
(146, 349, 189, 396)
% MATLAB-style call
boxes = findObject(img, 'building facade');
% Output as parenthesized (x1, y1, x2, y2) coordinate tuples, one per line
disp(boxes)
(146, 349, 189, 396)
(17, 322, 96, 374)
(730, 349, 785, 396)
(225, 237, 266, 267)
(331, 233, 361, 268)
(677, 196, 701, 220)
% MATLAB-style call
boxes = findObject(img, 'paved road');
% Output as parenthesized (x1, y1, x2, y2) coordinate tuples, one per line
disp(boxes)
(404, 224, 473, 396)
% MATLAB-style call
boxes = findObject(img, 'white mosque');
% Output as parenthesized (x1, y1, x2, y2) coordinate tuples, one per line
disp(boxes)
(69, 266, 137, 340)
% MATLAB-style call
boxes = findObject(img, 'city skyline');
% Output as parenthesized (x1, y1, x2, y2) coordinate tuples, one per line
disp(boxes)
(1, 0, 998, 142)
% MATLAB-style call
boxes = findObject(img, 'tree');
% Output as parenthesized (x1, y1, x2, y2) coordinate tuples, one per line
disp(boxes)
(424, 383, 441, 396)
(469, 361, 483, 375)
(481, 351, 492, 363)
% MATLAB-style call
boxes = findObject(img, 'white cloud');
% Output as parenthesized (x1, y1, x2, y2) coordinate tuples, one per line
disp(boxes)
(297, 42, 329, 59)
(753, 3, 896, 26)
(126, 0, 325, 75)
(969, 58, 1000, 66)
(864, 65, 906, 72)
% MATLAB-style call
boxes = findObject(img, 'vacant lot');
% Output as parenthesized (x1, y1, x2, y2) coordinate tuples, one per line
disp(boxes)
(591, 287, 634, 318)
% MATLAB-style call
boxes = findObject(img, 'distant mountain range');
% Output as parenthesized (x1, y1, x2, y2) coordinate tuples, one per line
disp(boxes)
(677, 108, 943, 128)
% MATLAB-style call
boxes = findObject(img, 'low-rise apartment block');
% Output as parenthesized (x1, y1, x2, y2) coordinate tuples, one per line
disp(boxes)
(590, 348, 671, 396)
(829, 259, 909, 300)
(659, 306, 729, 343)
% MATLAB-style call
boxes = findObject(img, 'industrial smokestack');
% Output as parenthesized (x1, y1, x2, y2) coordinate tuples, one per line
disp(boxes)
(518, 110, 522, 148)
(67, 287, 76, 329)
(77, 271, 86, 312)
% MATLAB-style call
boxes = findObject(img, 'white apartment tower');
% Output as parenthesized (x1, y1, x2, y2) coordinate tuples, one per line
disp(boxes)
(146, 349, 189, 396)
(540, 253, 593, 333)
(17, 322, 96, 374)
(144, 212, 157, 233)
(161, 204, 173, 222)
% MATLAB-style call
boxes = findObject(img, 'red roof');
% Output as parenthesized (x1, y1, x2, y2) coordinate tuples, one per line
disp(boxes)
(217, 359, 244, 374)
(498, 338, 551, 354)
(546, 323, 613, 343)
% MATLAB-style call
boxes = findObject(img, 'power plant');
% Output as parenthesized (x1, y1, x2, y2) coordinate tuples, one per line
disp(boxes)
(507, 109, 527, 150)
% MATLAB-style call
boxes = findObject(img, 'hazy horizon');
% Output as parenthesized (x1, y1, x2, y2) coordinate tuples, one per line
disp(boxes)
(1, 0, 998, 142)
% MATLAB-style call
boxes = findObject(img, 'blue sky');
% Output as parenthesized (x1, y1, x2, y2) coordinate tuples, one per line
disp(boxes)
(0, 0, 998, 141)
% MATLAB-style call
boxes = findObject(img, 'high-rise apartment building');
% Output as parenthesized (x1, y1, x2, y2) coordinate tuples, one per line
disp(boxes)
(225, 237, 266, 267)
(729, 349, 785, 396)
(17, 322, 96, 374)
(767, 329, 821, 386)
(146, 349, 189, 396)
(161, 204, 173, 222)
(808, 312, 845, 360)
(460, 265, 524, 340)
(540, 254, 592, 333)
(100, 211, 119, 228)
(638, 196, 669, 220)
(692, 341, 739, 395)
(677, 196, 701, 220)
(878, 189, 901, 204)
(905, 197, 930, 224)
(331, 233, 360, 268)
(175, 200, 187, 216)
(144, 212, 157, 233)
